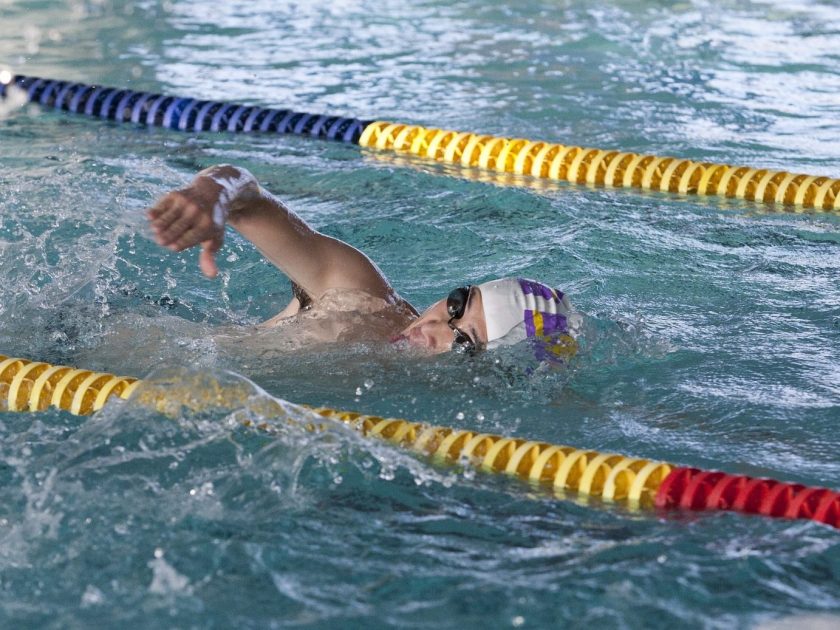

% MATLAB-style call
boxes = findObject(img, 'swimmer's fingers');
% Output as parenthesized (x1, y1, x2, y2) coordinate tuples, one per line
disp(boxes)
(158, 214, 203, 248)
(147, 192, 189, 230)
(147, 191, 213, 245)
(148, 202, 190, 245)
(168, 220, 222, 253)
(199, 235, 223, 278)
(153, 203, 217, 249)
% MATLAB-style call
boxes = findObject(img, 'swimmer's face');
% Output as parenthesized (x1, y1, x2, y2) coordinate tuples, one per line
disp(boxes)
(395, 286, 488, 354)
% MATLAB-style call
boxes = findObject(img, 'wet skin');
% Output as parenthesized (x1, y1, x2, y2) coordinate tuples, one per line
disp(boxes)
(147, 165, 487, 355)
(395, 285, 488, 354)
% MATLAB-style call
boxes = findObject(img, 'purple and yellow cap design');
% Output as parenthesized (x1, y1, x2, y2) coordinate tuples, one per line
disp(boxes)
(477, 277, 579, 350)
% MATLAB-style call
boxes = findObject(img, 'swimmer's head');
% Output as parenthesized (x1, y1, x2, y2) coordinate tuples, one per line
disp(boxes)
(477, 277, 577, 348)
(395, 277, 579, 357)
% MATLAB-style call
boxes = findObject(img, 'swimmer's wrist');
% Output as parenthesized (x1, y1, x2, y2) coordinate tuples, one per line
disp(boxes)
(195, 164, 259, 226)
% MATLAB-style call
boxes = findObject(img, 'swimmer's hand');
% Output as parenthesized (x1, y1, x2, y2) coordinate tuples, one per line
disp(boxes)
(147, 165, 258, 278)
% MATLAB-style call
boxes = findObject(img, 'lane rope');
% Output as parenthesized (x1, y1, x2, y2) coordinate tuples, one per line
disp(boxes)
(1, 74, 370, 143)
(0, 352, 837, 530)
(2, 74, 838, 211)
(358, 122, 840, 211)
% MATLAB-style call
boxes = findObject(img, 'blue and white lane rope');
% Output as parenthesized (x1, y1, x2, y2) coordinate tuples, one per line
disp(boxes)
(1, 74, 370, 142)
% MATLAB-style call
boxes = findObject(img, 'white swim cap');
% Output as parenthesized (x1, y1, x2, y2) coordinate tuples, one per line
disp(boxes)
(477, 277, 578, 348)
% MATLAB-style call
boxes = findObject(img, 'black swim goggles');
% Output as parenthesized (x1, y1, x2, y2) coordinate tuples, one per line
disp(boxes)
(446, 285, 478, 355)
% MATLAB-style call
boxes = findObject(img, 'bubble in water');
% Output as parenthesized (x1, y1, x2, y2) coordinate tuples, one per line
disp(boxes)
(50, 330, 69, 344)
(21, 26, 42, 54)
(363, 379, 374, 390)
(148, 553, 192, 595)
(455, 411, 465, 421)
(379, 464, 395, 481)
(80, 584, 105, 607)
(163, 268, 177, 289)
(355, 387, 363, 396)
(512, 616, 525, 627)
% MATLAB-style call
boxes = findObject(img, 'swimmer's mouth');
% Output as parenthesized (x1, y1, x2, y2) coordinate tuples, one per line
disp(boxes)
(390, 333, 424, 350)
(390, 330, 434, 352)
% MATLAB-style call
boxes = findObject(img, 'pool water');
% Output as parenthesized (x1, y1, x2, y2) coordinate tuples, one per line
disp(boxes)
(1, 1, 839, 627)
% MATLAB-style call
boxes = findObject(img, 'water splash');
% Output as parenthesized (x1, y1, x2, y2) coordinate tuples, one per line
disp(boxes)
(0, 69, 27, 119)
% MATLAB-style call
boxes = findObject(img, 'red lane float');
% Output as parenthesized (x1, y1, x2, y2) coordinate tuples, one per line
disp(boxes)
(656, 467, 840, 528)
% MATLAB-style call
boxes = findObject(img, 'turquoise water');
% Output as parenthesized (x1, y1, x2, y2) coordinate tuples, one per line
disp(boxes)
(1, 0, 840, 627)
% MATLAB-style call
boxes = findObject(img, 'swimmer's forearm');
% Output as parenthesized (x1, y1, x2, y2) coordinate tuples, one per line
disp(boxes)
(219, 167, 394, 301)
(226, 182, 332, 293)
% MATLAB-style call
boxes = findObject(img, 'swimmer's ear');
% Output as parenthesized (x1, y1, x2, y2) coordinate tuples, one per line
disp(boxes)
(199, 236, 222, 278)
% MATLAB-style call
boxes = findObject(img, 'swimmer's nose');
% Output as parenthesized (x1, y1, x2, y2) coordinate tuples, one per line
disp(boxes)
(414, 322, 457, 352)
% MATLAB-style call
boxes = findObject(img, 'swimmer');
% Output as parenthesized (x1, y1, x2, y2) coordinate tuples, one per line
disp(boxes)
(147, 165, 579, 356)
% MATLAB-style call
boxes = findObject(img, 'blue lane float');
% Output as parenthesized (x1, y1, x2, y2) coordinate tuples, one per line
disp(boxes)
(2, 74, 370, 143)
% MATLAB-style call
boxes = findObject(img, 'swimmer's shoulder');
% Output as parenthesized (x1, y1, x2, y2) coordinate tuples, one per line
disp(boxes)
(258, 286, 416, 332)
(258, 298, 306, 328)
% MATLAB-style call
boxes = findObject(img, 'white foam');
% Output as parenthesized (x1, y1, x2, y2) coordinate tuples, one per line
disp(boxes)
(207, 170, 254, 227)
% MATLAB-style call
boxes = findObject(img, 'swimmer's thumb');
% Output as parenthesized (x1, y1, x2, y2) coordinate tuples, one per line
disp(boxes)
(199, 237, 222, 278)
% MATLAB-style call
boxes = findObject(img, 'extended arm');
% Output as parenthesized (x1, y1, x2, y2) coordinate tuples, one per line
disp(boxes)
(147, 165, 396, 302)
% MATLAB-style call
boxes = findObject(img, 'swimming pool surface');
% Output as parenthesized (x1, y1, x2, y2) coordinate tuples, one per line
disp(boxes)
(1, 1, 839, 627)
